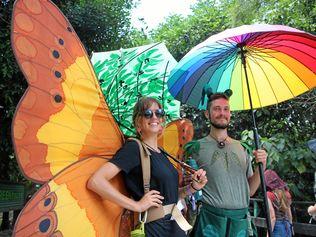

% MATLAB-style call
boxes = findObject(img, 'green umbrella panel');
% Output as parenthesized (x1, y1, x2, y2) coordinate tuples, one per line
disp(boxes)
(91, 42, 180, 136)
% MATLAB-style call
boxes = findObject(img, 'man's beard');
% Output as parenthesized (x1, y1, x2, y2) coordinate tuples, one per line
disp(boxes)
(210, 120, 229, 129)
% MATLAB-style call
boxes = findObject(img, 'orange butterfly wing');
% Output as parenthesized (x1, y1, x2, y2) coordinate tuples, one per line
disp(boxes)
(12, 0, 126, 236)
(13, 158, 127, 237)
(11, 0, 123, 183)
(158, 119, 194, 182)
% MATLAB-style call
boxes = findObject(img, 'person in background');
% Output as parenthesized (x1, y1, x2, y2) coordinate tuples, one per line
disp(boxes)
(264, 169, 293, 237)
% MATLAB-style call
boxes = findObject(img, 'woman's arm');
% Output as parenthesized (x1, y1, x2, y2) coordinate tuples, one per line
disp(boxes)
(87, 162, 164, 212)
(266, 198, 276, 237)
(286, 206, 293, 223)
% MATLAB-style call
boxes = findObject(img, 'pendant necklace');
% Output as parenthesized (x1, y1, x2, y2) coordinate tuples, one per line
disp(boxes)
(209, 134, 228, 149)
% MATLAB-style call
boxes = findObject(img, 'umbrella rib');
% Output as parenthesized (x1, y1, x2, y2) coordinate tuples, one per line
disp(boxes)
(239, 59, 245, 109)
(182, 48, 237, 103)
(214, 50, 238, 92)
(203, 38, 235, 53)
(247, 55, 279, 104)
(247, 32, 316, 62)
(249, 45, 312, 92)
(243, 57, 263, 108)
(169, 42, 234, 94)
(221, 38, 238, 48)
(248, 52, 296, 102)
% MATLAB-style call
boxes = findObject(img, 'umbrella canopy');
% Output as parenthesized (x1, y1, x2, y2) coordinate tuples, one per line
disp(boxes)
(168, 24, 316, 110)
(91, 43, 180, 136)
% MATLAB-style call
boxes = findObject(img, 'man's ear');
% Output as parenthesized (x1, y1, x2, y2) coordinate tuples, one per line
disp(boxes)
(204, 110, 209, 119)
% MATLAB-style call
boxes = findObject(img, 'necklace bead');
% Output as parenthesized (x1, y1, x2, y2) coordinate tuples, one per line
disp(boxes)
(209, 134, 227, 149)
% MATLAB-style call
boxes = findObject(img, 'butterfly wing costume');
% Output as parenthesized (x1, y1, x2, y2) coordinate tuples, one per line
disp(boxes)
(11, 0, 193, 236)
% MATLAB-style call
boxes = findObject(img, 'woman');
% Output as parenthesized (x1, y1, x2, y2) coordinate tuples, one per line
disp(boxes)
(88, 97, 207, 237)
(264, 169, 293, 237)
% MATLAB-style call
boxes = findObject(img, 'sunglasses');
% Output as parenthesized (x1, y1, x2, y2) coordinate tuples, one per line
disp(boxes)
(143, 109, 165, 119)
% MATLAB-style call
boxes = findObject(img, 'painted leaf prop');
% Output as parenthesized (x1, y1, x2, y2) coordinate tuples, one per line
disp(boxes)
(11, 0, 123, 183)
(91, 43, 180, 136)
(158, 119, 194, 181)
(13, 158, 126, 237)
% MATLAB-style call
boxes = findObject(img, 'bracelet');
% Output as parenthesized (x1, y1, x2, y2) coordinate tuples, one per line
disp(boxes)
(190, 182, 201, 192)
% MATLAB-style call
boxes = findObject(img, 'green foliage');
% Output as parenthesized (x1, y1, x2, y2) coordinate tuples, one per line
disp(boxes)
(255, 0, 316, 32)
(183, 140, 200, 159)
(240, 130, 316, 200)
(58, 0, 135, 54)
(151, 0, 230, 60)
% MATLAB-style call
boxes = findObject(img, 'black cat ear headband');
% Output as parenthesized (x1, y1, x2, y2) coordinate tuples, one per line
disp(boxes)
(201, 85, 233, 106)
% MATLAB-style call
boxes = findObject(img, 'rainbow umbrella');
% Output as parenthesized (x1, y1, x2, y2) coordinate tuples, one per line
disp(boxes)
(168, 24, 316, 236)
(168, 24, 315, 111)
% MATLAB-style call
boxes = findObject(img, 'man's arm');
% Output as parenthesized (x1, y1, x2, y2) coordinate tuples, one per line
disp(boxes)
(248, 149, 267, 196)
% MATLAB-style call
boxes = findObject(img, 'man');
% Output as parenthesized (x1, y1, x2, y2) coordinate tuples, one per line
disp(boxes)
(189, 89, 267, 237)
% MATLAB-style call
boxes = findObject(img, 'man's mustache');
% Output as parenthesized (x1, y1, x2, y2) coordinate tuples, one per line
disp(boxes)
(215, 116, 228, 119)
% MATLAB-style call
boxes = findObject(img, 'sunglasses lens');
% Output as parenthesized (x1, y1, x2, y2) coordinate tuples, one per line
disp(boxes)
(144, 109, 153, 119)
(143, 109, 165, 119)
(155, 109, 165, 118)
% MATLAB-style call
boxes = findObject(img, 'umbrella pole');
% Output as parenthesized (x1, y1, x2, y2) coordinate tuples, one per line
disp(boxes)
(239, 46, 273, 237)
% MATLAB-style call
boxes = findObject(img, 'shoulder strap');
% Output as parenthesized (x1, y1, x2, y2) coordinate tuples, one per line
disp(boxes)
(128, 138, 151, 193)
(159, 148, 196, 174)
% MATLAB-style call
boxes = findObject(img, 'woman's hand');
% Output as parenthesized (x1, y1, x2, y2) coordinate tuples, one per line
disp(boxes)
(136, 190, 164, 212)
(191, 168, 207, 191)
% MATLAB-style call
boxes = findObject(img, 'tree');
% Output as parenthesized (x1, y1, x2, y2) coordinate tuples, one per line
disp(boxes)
(150, 0, 316, 200)
(0, 0, 26, 182)
(57, 0, 135, 54)
(152, 0, 230, 61)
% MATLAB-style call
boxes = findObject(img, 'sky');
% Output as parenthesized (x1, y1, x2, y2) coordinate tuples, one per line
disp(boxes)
(131, 0, 197, 31)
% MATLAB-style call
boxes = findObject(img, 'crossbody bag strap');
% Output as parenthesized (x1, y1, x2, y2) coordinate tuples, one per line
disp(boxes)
(128, 138, 151, 194)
